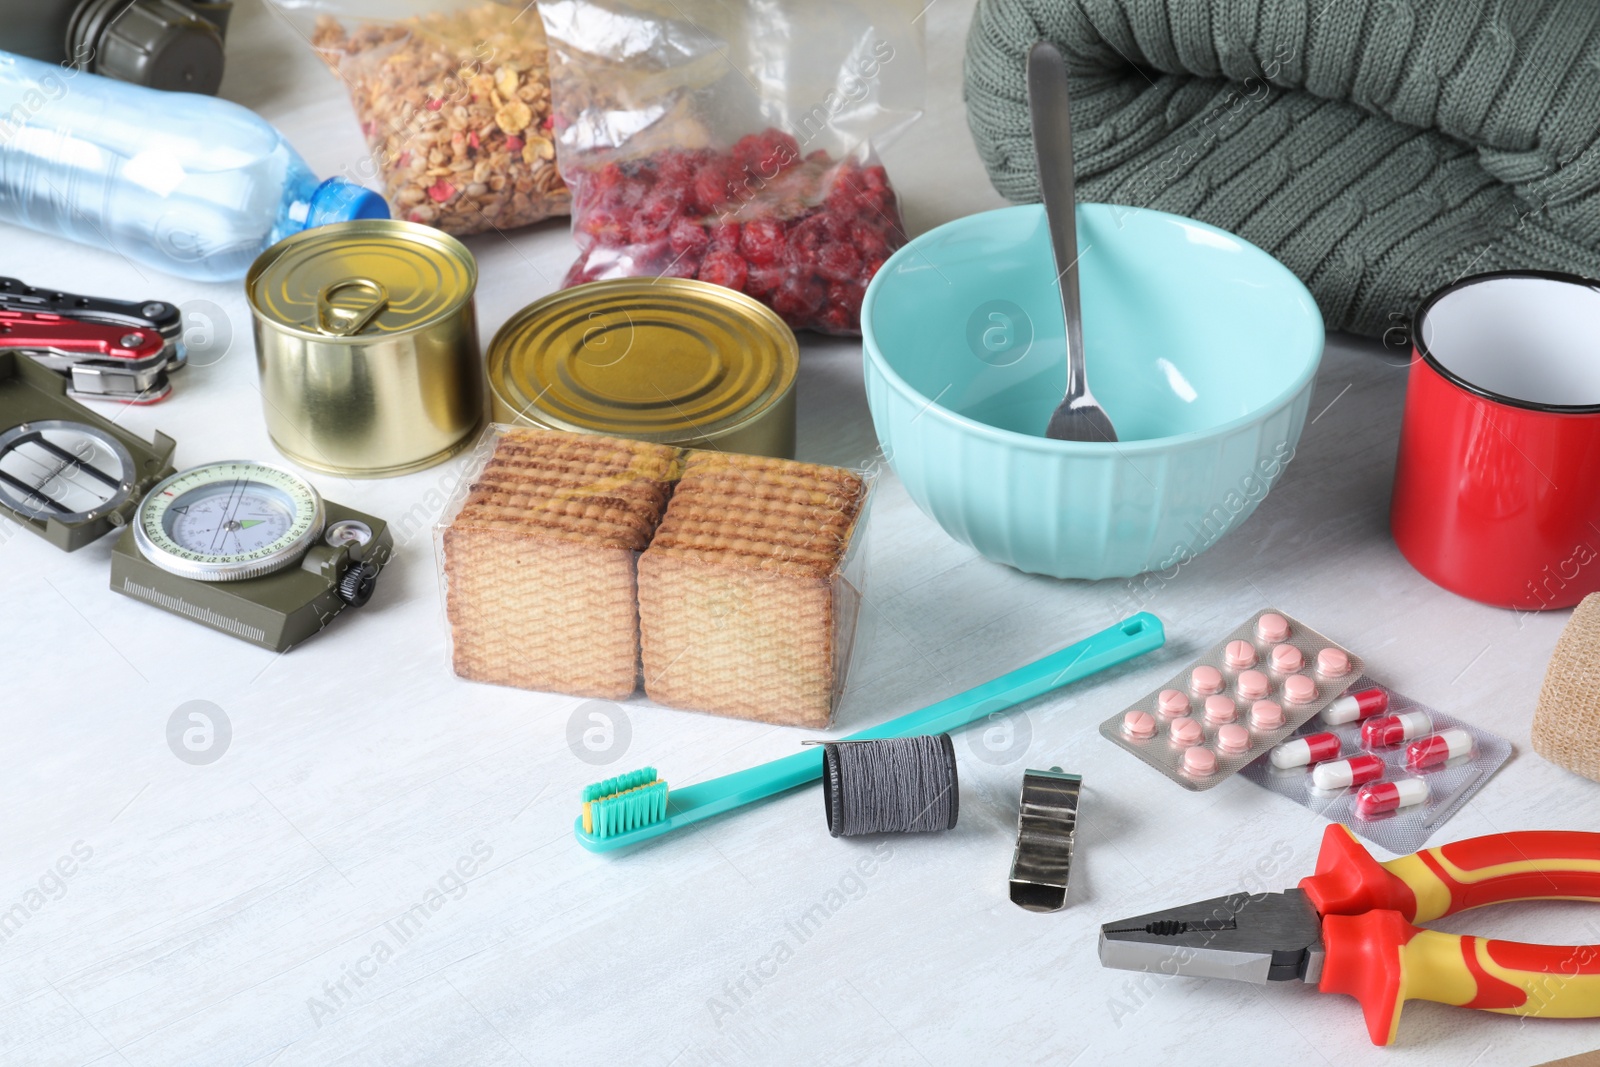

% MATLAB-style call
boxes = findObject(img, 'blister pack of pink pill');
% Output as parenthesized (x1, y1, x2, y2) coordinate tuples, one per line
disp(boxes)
(1098, 609, 1364, 792)
(1237, 678, 1511, 853)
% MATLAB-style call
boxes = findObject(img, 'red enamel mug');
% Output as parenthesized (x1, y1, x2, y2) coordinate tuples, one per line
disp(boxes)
(1391, 271, 1600, 611)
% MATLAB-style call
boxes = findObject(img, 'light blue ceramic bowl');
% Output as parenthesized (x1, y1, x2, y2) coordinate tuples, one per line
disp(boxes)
(862, 203, 1324, 580)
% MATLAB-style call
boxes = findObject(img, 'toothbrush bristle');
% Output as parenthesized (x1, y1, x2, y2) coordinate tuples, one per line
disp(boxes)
(582, 767, 657, 804)
(581, 768, 669, 837)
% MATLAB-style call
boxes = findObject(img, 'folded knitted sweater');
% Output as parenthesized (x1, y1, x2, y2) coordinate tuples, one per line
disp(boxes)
(964, 0, 1600, 338)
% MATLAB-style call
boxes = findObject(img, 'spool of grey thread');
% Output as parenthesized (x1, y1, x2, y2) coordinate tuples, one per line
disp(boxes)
(821, 734, 960, 837)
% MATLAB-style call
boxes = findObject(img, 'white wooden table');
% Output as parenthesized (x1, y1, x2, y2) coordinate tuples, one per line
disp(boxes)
(3, 3, 1597, 1065)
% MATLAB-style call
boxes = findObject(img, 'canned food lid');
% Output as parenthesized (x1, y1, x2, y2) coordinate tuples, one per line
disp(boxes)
(247, 219, 476, 338)
(488, 278, 798, 442)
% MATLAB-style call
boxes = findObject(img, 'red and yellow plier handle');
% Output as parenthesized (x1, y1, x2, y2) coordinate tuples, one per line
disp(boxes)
(1303, 824, 1600, 1044)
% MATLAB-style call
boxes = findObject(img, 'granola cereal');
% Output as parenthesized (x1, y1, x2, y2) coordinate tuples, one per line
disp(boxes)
(312, 2, 567, 236)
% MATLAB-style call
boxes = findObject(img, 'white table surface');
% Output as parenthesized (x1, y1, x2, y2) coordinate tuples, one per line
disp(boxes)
(3, 3, 1599, 1065)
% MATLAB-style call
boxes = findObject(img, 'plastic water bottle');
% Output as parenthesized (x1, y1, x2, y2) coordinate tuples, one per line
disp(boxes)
(0, 50, 388, 282)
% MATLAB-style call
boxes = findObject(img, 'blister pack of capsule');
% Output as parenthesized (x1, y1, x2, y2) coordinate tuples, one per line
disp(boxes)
(1098, 610, 1363, 791)
(1237, 677, 1511, 853)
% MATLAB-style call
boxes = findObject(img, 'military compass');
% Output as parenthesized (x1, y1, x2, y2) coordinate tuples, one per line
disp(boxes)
(0, 353, 389, 652)
(112, 460, 389, 651)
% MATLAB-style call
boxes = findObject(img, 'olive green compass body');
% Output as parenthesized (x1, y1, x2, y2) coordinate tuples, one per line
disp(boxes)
(0, 354, 390, 652)
(112, 460, 391, 652)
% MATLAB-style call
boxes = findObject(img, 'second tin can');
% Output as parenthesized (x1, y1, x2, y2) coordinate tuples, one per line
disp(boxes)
(486, 278, 798, 459)
(247, 219, 482, 477)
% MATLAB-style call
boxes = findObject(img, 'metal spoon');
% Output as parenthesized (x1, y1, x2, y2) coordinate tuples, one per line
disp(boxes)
(1029, 40, 1118, 443)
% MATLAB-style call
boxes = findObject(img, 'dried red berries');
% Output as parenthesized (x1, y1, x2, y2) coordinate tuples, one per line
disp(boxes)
(562, 129, 906, 335)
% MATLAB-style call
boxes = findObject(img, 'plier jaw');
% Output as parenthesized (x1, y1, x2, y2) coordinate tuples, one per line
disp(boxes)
(1099, 825, 1600, 1046)
(1100, 888, 1325, 985)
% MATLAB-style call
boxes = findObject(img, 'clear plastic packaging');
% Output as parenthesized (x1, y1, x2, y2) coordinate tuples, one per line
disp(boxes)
(433, 424, 873, 727)
(1238, 678, 1511, 854)
(1098, 610, 1363, 791)
(284, 0, 569, 234)
(536, 0, 926, 334)
(0, 51, 385, 281)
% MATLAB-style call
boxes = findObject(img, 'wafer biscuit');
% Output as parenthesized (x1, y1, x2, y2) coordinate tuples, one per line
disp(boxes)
(444, 428, 681, 698)
(638, 451, 867, 726)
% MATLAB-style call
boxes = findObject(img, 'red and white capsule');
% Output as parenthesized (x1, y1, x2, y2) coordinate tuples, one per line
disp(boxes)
(1321, 687, 1389, 726)
(1361, 710, 1433, 749)
(1355, 778, 1430, 819)
(1405, 729, 1474, 771)
(1311, 754, 1385, 791)
(1269, 731, 1340, 769)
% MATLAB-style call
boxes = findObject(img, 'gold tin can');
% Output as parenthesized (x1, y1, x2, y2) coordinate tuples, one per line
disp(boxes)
(487, 278, 798, 458)
(246, 219, 482, 477)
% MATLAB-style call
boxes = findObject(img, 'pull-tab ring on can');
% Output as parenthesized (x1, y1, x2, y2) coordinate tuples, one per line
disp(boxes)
(315, 278, 390, 337)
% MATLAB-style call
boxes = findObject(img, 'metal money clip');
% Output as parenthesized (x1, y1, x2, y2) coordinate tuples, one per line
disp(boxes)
(1008, 767, 1081, 912)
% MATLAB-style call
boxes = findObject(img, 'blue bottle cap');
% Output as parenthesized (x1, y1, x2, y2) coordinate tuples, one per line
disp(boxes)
(306, 178, 390, 228)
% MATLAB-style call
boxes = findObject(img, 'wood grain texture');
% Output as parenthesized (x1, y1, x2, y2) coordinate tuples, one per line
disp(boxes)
(0, 2, 1596, 1065)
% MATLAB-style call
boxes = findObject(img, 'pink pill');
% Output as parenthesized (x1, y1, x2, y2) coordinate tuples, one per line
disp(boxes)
(1256, 612, 1291, 643)
(1203, 695, 1237, 724)
(1182, 746, 1218, 777)
(1191, 665, 1224, 695)
(1168, 717, 1203, 747)
(1250, 700, 1285, 730)
(1123, 710, 1156, 740)
(1283, 674, 1317, 705)
(1157, 689, 1190, 717)
(1316, 647, 1352, 677)
(1236, 669, 1270, 701)
(1224, 640, 1257, 669)
(1270, 644, 1304, 673)
(1215, 723, 1251, 754)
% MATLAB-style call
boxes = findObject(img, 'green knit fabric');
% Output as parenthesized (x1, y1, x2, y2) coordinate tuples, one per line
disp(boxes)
(963, 0, 1600, 338)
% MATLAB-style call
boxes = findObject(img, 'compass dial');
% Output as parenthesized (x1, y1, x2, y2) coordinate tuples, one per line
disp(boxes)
(134, 461, 325, 581)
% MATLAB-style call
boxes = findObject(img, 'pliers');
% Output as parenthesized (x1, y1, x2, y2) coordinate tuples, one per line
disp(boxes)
(1099, 824, 1600, 1045)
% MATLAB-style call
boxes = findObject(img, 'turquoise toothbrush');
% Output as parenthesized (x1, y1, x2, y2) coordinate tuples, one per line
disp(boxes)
(575, 612, 1164, 853)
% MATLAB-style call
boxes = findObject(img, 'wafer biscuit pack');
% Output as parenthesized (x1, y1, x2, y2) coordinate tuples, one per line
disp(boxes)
(434, 424, 874, 727)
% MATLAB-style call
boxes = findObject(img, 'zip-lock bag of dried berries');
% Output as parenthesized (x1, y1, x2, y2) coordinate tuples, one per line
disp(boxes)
(537, 0, 925, 334)
(280, 0, 568, 236)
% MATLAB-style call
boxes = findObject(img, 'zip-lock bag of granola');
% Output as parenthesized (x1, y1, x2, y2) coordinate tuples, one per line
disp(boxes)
(537, 0, 924, 334)
(281, 0, 568, 236)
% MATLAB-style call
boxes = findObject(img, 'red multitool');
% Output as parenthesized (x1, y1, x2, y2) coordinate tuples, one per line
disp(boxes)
(0, 310, 170, 404)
